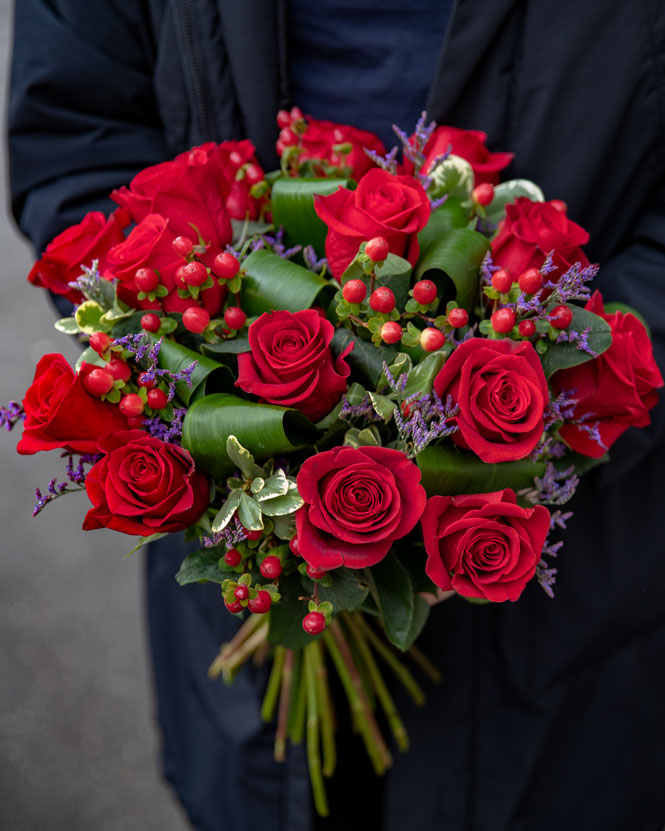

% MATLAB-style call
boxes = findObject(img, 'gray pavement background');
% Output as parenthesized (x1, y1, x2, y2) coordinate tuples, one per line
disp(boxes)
(0, 3, 187, 828)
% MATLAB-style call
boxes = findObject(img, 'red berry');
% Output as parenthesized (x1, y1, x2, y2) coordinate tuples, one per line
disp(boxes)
(259, 556, 283, 580)
(244, 528, 262, 541)
(89, 332, 110, 354)
(420, 328, 445, 351)
(447, 308, 469, 328)
(369, 286, 395, 314)
(180, 261, 208, 287)
(290, 106, 304, 122)
(306, 564, 328, 581)
(492, 268, 513, 293)
(213, 252, 240, 280)
(137, 373, 156, 389)
(147, 388, 168, 410)
(119, 393, 144, 417)
(83, 368, 114, 397)
(472, 182, 495, 206)
(234, 584, 249, 601)
(342, 279, 367, 304)
(518, 319, 536, 338)
(134, 267, 159, 293)
(107, 357, 132, 383)
(365, 236, 390, 262)
(228, 150, 244, 167)
(302, 612, 326, 635)
(279, 127, 298, 147)
(412, 279, 438, 305)
(289, 536, 300, 557)
(172, 236, 194, 258)
(518, 268, 543, 295)
(248, 590, 272, 614)
(225, 599, 244, 614)
(141, 313, 161, 333)
(182, 306, 210, 334)
(550, 199, 567, 213)
(126, 416, 145, 428)
(277, 110, 292, 129)
(275, 140, 286, 155)
(491, 308, 517, 334)
(224, 306, 247, 330)
(549, 304, 574, 329)
(380, 321, 403, 344)
(244, 164, 263, 186)
(224, 548, 242, 567)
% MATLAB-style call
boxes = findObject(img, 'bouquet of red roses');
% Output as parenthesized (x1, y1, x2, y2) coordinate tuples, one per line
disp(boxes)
(4, 110, 662, 814)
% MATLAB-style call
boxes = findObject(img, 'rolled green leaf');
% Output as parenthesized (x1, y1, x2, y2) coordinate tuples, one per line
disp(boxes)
(330, 328, 397, 388)
(271, 177, 355, 256)
(541, 305, 612, 378)
(417, 445, 546, 496)
(182, 393, 320, 477)
(415, 228, 490, 311)
(239, 249, 335, 316)
(418, 198, 470, 252)
(152, 336, 233, 405)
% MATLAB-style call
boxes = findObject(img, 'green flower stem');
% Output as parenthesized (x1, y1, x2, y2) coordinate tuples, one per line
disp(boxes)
(209, 623, 269, 682)
(288, 652, 308, 744)
(305, 644, 329, 817)
(407, 643, 443, 683)
(210, 612, 267, 672)
(274, 649, 295, 762)
(323, 622, 392, 774)
(309, 641, 337, 778)
(354, 614, 426, 706)
(261, 645, 285, 723)
(343, 613, 409, 752)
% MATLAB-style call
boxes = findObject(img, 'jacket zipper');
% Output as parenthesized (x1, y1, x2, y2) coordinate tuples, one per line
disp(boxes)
(175, 0, 214, 142)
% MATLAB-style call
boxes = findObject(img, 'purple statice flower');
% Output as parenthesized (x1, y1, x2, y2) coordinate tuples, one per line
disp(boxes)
(339, 394, 384, 425)
(535, 506, 573, 599)
(252, 227, 302, 260)
(568, 413, 606, 452)
(394, 391, 460, 457)
(203, 516, 248, 550)
(114, 334, 197, 403)
(381, 361, 409, 396)
(32, 452, 101, 517)
(0, 400, 25, 431)
(544, 389, 578, 430)
(363, 145, 399, 175)
(303, 245, 328, 274)
(67, 260, 117, 308)
(555, 326, 598, 358)
(143, 407, 187, 445)
(550, 509, 573, 531)
(429, 193, 450, 210)
(534, 462, 579, 505)
(536, 559, 558, 599)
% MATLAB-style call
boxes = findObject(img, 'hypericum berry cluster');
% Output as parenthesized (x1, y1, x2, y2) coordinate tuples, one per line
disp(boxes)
(221, 571, 280, 615)
(302, 600, 333, 635)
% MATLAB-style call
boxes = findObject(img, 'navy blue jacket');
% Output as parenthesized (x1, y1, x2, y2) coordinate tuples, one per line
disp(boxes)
(9, 2, 665, 829)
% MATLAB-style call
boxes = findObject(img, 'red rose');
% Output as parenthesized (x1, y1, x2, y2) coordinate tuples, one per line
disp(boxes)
(314, 169, 430, 280)
(553, 291, 664, 457)
(17, 355, 129, 455)
(296, 445, 427, 569)
(421, 489, 550, 602)
(299, 117, 386, 181)
(434, 338, 548, 463)
(111, 145, 232, 249)
(82, 430, 209, 535)
(236, 309, 352, 422)
(492, 198, 590, 280)
(28, 209, 130, 302)
(415, 126, 513, 185)
(209, 140, 266, 220)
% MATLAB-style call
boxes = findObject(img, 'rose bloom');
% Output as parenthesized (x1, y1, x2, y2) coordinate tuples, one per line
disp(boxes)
(298, 117, 386, 181)
(236, 309, 352, 422)
(27, 209, 130, 302)
(492, 197, 590, 280)
(434, 338, 548, 463)
(314, 168, 430, 279)
(411, 126, 513, 185)
(17, 355, 129, 455)
(296, 445, 427, 569)
(421, 489, 550, 602)
(553, 291, 663, 458)
(83, 430, 209, 535)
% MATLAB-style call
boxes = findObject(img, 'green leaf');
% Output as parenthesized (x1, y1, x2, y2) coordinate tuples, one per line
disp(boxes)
(404, 595, 430, 650)
(144, 334, 233, 404)
(272, 513, 296, 540)
(200, 338, 251, 357)
(418, 198, 470, 252)
(175, 549, 226, 585)
(182, 393, 320, 477)
(341, 250, 413, 311)
(416, 445, 547, 495)
(268, 572, 317, 649)
(75, 300, 106, 334)
(393, 543, 436, 595)
(541, 305, 612, 378)
(415, 228, 490, 311)
(403, 351, 447, 397)
(305, 567, 370, 612)
(258, 491, 304, 516)
(124, 532, 168, 558)
(368, 552, 415, 651)
(330, 328, 397, 388)
(237, 492, 264, 531)
(367, 392, 397, 420)
(230, 217, 273, 244)
(271, 177, 355, 256)
(226, 435, 263, 479)
(602, 301, 651, 336)
(343, 426, 382, 447)
(211, 490, 242, 533)
(54, 317, 81, 335)
(159, 317, 178, 334)
(75, 346, 106, 372)
(485, 179, 545, 228)
(255, 469, 290, 500)
(239, 249, 335, 316)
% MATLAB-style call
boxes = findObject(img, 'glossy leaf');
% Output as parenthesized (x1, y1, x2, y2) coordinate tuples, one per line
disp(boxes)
(367, 552, 415, 651)
(418, 198, 470, 252)
(175, 549, 225, 586)
(415, 228, 490, 311)
(331, 328, 397, 388)
(268, 572, 318, 649)
(226, 435, 263, 479)
(238, 492, 264, 531)
(211, 489, 242, 533)
(54, 317, 80, 335)
(541, 305, 612, 378)
(306, 567, 370, 612)
(403, 351, 447, 396)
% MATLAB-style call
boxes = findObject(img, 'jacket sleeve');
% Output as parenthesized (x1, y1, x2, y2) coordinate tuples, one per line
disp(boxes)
(8, 0, 170, 252)
(593, 178, 665, 483)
